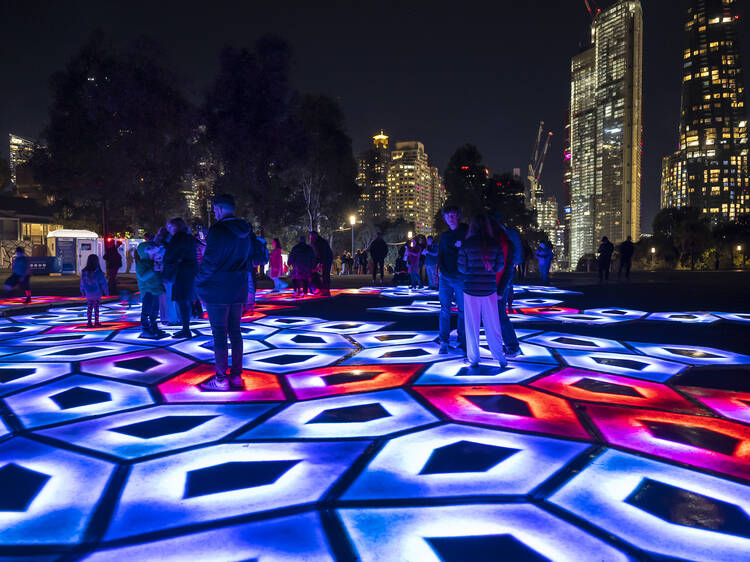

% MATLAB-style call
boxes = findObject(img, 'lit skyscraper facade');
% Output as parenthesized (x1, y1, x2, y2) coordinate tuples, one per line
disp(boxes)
(661, 0, 748, 222)
(356, 132, 390, 221)
(9, 134, 37, 188)
(569, 0, 643, 266)
(429, 165, 446, 225)
(387, 141, 440, 235)
(537, 195, 559, 234)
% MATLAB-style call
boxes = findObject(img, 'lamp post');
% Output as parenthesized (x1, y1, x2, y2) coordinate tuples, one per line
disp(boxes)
(738, 245, 744, 268)
(349, 215, 356, 258)
(407, 231, 413, 241)
(650, 247, 656, 269)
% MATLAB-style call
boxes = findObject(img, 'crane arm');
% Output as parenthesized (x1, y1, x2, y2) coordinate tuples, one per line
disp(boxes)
(536, 132, 553, 181)
(531, 121, 544, 170)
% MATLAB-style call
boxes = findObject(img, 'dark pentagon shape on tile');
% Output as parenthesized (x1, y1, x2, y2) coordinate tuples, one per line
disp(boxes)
(50, 386, 112, 410)
(0, 463, 51, 511)
(0, 326, 24, 333)
(110, 415, 218, 439)
(306, 403, 391, 423)
(664, 348, 723, 359)
(327, 323, 359, 330)
(0, 367, 36, 383)
(49, 347, 107, 357)
(419, 440, 519, 474)
(321, 371, 382, 386)
(464, 395, 534, 417)
(290, 334, 326, 344)
(34, 335, 82, 343)
(641, 420, 740, 456)
(381, 349, 428, 358)
(375, 334, 414, 342)
(456, 365, 511, 377)
(183, 460, 300, 498)
(592, 357, 649, 371)
(674, 367, 750, 393)
(572, 378, 644, 398)
(553, 337, 597, 347)
(113, 357, 161, 373)
(259, 354, 315, 366)
(426, 535, 548, 562)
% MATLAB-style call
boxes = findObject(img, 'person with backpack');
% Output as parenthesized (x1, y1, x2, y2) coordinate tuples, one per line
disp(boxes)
(288, 235, 315, 295)
(492, 214, 522, 357)
(196, 194, 253, 391)
(310, 231, 333, 297)
(369, 232, 388, 285)
(4, 247, 31, 303)
(80, 254, 108, 327)
(103, 240, 123, 295)
(163, 217, 198, 338)
(136, 235, 167, 339)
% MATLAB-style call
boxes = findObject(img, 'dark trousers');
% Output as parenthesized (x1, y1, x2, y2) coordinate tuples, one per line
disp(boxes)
(293, 278, 309, 294)
(140, 292, 159, 331)
(498, 283, 519, 352)
(206, 303, 244, 376)
(599, 258, 612, 281)
(320, 264, 331, 296)
(372, 258, 385, 282)
(107, 268, 118, 295)
(439, 275, 465, 348)
(176, 300, 191, 331)
(619, 257, 632, 279)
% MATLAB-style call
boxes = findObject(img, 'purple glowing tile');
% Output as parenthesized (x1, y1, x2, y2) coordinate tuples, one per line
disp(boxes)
(343, 343, 463, 365)
(368, 305, 440, 315)
(1, 331, 114, 347)
(168, 337, 267, 362)
(238, 389, 437, 439)
(526, 332, 627, 353)
(7, 342, 142, 362)
(4, 374, 154, 429)
(265, 330, 356, 349)
(80, 348, 196, 384)
(351, 331, 440, 348)
(415, 358, 554, 385)
(513, 298, 564, 307)
(627, 341, 750, 366)
(0, 362, 71, 397)
(104, 441, 368, 540)
(343, 424, 589, 501)
(111, 327, 196, 347)
(557, 349, 686, 382)
(584, 308, 648, 320)
(242, 348, 348, 374)
(0, 437, 114, 545)
(550, 449, 750, 561)
(81, 512, 333, 561)
(36, 403, 275, 460)
(646, 312, 720, 324)
(338, 504, 627, 562)
(303, 320, 391, 334)
(254, 316, 326, 329)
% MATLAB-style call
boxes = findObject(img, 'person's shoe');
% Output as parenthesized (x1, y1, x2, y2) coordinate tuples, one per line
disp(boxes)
(498, 356, 508, 368)
(199, 374, 230, 391)
(86, 322, 94, 328)
(505, 347, 521, 358)
(24, 297, 31, 304)
(152, 329, 168, 339)
(139, 330, 159, 339)
(229, 373, 244, 389)
(172, 329, 192, 339)
(93, 322, 103, 328)
(439, 343, 450, 354)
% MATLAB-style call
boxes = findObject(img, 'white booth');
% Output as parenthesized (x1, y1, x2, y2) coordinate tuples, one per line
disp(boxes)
(47, 229, 100, 275)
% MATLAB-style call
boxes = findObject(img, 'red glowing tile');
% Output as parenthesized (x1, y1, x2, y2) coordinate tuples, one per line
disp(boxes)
(158, 364, 284, 403)
(286, 364, 422, 400)
(517, 307, 580, 316)
(584, 405, 750, 481)
(415, 385, 590, 439)
(530, 368, 704, 413)
(46, 321, 141, 333)
(681, 387, 750, 424)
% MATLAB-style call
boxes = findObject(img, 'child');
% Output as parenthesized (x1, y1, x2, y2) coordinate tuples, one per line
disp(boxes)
(135, 236, 167, 339)
(4, 247, 32, 303)
(80, 254, 108, 327)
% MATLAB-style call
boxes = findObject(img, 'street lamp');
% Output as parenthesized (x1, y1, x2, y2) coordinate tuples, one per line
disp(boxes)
(739, 245, 745, 268)
(407, 231, 413, 240)
(349, 215, 356, 259)
(650, 247, 656, 269)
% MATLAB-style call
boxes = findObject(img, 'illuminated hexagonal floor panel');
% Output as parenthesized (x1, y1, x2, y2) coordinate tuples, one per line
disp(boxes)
(0, 291, 748, 560)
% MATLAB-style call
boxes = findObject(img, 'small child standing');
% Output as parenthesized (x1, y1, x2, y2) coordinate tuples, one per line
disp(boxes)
(80, 255, 108, 327)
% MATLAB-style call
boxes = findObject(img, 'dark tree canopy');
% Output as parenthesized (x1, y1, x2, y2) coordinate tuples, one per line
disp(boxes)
(0, 156, 10, 192)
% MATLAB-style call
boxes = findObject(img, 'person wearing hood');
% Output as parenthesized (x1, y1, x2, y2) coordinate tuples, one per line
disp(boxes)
(196, 194, 253, 391)
(135, 235, 167, 339)
(288, 235, 315, 295)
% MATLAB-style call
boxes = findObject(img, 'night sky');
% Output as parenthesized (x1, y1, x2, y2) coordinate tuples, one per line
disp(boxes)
(2, 0, 748, 230)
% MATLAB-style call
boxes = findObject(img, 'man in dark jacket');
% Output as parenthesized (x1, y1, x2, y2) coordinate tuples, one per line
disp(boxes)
(288, 236, 316, 295)
(618, 235, 635, 280)
(196, 194, 252, 391)
(103, 241, 123, 295)
(598, 236, 615, 282)
(493, 216, 522, 357)
(310, 231, 333, 296)
(164, 217, 198, 338)
(369, 233, 388, 285)
(438, 206, 468, 354)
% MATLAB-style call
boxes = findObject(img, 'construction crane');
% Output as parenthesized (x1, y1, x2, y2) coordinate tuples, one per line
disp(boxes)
(584, 0, 601, 21)
(526, 122, 553, 209)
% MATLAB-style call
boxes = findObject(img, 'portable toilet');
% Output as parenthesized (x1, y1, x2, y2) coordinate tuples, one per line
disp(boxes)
(47, 229, 99, 274)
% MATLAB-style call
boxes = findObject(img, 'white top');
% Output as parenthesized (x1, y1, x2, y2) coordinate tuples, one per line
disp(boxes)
(47, 229, 99, 239)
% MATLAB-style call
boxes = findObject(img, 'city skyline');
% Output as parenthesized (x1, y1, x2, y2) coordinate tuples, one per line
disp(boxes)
(1, 1, 748, 232)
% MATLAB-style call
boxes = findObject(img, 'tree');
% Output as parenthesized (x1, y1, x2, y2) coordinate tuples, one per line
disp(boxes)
(443, 144, 485, 214)
(0, 156, 10, 193)
(34, 32, 194, 234)
(652, 207, 711, 269)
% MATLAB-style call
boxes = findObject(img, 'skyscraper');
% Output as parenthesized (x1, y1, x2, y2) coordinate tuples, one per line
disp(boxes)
(661, 0, 748, 222)
(356, 132, 390, 221)
(386, 141, 440, 235)
(569, 0, 643, 267)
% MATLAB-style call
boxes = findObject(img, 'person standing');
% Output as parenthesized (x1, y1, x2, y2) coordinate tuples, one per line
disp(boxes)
(103, 241, 122, 295)
(4, 247, 31, 303)
(310, 231, 333, 297)
(598, 236, 615, 282)
(618, 235, 635, 280)
(269, 238, 287, 291)
(438, 206, 468, 354)
(360, 247, 368, 276)
(80, 254, 108, 327)
(493, 216, 522, 357)
(405, 239, 422, 289)
(164, 217, 198, 338)
(196, 194, 253, 391)
(536, 242, 554, 284)
(458, 214, 507, 368)
(288, 235, 315, 295)
(136, 236, 167, 339)
(369, 233, 388, 285)
(422, 235, 439, 289)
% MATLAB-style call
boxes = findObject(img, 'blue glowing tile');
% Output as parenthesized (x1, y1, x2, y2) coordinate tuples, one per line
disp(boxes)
(0, 323, 52, 340)
(105, 441, 368, 540)
(194, 323, 278, 339)
(481, 342, 558, 365)
(7, 342, 142, 362)
(554, 314, 625, 325)
(351, 331, 440, 348)
(526, 332, 627, 353)
(338, 504, 627, 562)
(168, 337, 267, 362)
(5, 374, 154, 429)
(304, 320, 391, 334)
(242, 348, 348, 374)
(415, 359, 554, 385)
(11, 312, 122, 325)
(36, 403, 275, 460)
(508, 313, 553, 323)
(627, 341, 750, 366)
(368, 305, 440, 315)
(80, 348, 196, 384)
(1, 331, 114, 347)
(550, 449, 750, 560)
(0, 417, 9, 439)
(519, 285, 582, 295)
(712, 312, 750, 324)
(584, 308, 648, 320)
(239, 389, 437, 439)
(255, 316, 326, 329)
(0, 437, 114, 545)
(557, 349, 686, 382)
(81, 512, 333, 561)
(265, 330, 356, 349)
(379, 288, 439, 298)
(449, 328, 541, 342)
(344, 343, 463, 365)
(513, 298, 564, 307)
(343, 424, 589, 501)
(646, 312, 720, 324)
(0, 362, 71, 397)
(111, 327, 196, 347)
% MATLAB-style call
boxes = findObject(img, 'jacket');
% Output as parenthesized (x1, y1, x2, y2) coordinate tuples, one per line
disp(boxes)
(405, 245, 421, 273)
(288, 242, 315, 280)
(598, 241, 615, 259)
(536, 246, 553, 264)
(269, 247, 284, 278)
(619, 240, 635, 258)
(12, 254, 30, 277)
(438, 223, 469, 278)
(135, 242, 165, 295)
(458, 235, 505, 297)
(103, 246, 123, 270)
(163, 231, 199, 302)
(196, 217, 252, 305)
(370, 237, 388, 261)
(311, 236, 333, 266)
(423, 243, 438, 268)
(80, 269, 108, 300)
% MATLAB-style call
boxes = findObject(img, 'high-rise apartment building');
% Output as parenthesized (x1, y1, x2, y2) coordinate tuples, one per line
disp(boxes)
(356, 132, 390, 221)
(429, 165, 446, 224)
(537, 195, 559, 234)
(661, 0, 748, 222)
(9, 134, 37, 188)
(569, 0, 643, 267)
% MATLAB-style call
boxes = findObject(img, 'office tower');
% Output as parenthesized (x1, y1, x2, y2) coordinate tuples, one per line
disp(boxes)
(569, 0, 643, 267)
(9, 134, 38, 195)
(537, 195, 559, 234)
(356, 132, 390, 221)
(428, 165, 446, 226)
(387, 141, 436, 235)
(661, 0, 748, 222)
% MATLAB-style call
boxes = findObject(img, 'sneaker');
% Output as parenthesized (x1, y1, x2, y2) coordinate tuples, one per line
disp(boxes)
(139, 330, 159, 339)
(229, 373, 244, 389)
(86, 322, 94, 328)
(505, 347, 521, 358)
(199, 374, 230, 391)
(152, 329, 168, 339)
(93, 322, 103, 328)
(172, 329, 192, 339)
(438, 343, 450, 354)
